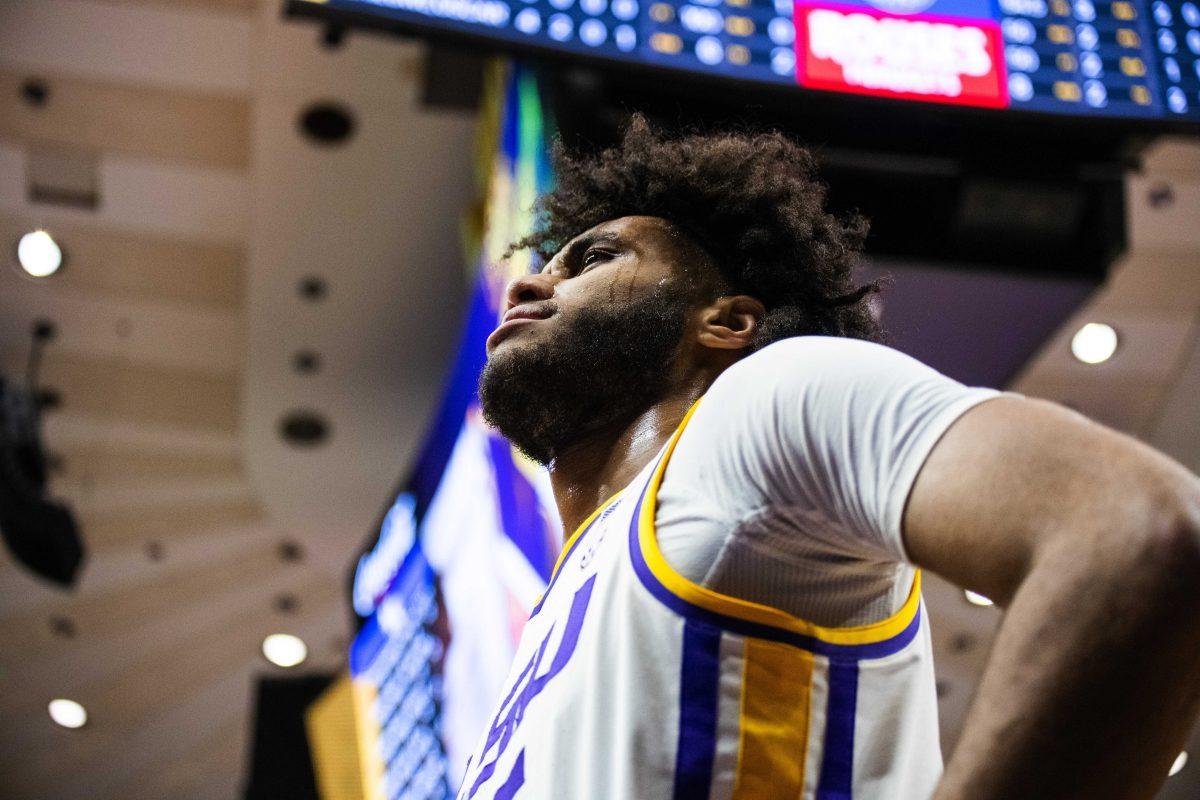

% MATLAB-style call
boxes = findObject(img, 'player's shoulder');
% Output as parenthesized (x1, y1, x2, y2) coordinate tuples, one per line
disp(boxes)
(735, 334, 903, 365)
(711, 335, 932, 396)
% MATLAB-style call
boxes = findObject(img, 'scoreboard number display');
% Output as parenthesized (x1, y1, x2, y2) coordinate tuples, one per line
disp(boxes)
(297, 0, 1200, 122)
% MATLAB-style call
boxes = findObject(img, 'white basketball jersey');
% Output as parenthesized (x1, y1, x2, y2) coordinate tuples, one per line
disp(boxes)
(457, 400, 942, 800)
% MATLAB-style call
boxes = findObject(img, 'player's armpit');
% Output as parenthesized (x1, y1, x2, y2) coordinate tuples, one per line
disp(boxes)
(901, 394, 1200, 800)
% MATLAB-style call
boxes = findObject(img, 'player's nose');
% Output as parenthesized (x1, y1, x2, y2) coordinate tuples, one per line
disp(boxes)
(503, 272, 558, 310)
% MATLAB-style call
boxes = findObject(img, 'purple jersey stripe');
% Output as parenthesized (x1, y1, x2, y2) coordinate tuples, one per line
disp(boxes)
(495, 750, 525, 800)
(816, 659, 860, 800)
(626, 484, 921, 660)
(674, 620, 722, 800)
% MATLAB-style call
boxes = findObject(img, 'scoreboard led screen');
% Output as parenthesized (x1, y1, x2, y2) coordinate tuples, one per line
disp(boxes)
(298, 0, 1200, 122)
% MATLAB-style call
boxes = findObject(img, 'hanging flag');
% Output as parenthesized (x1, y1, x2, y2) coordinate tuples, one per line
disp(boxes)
(344, 61, 561, 800)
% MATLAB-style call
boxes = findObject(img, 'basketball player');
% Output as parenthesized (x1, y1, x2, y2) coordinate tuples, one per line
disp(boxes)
(461, 116, 1200, 799)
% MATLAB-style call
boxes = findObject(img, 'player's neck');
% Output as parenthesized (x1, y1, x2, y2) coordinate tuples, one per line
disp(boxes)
(547, 385, 703, 536)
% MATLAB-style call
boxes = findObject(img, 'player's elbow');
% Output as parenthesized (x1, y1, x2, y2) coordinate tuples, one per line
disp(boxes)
(1163, 489, 1200, 577)
(1042, 475, 1200, 610)
(1127, 480, 1200, 605)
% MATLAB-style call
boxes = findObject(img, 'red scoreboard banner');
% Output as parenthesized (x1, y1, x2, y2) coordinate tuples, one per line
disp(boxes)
(794, 0, 1008, 108)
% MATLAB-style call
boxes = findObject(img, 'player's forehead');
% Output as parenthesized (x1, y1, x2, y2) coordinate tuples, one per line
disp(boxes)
(571, 215, 672, 241)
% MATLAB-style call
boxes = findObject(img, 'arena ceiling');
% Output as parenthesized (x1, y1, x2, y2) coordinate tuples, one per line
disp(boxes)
(0, 1, 1197, 797)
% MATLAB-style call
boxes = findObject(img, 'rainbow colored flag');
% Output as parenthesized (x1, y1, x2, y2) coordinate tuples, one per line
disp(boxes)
(344, 62, 561, 800)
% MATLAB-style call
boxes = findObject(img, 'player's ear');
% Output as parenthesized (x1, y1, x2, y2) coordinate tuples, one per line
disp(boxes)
(695, 295, 765, 351)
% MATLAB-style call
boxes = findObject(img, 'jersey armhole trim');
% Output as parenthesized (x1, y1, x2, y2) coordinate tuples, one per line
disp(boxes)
(636, 397, 922, 649)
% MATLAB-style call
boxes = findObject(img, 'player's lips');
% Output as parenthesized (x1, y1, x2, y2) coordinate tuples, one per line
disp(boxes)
(486, 303, 554, 350)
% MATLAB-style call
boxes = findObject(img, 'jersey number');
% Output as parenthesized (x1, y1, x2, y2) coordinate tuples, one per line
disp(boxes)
(465, 574, 597, 799)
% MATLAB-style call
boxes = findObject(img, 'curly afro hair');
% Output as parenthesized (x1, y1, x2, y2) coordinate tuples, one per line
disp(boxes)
(508, 115, 884, 349)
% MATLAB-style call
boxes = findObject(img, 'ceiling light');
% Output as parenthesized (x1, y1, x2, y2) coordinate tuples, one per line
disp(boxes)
(48, 698, 87, 729)
(1170, 751, 1188, 777)
(1070, 322, 1118, 365)
(262, 633, 307, 668)
(16, 230, 64, 277)
(964, 590, 994, 607)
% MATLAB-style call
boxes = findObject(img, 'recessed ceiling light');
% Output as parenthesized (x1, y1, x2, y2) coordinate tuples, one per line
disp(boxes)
(1070, 322, 1118, 365)
(299, 103, 355, 146)
(964, 590, 994, 607)
(16, 230, 64, 277)
(262, 633, 307, 668)
(279, 410, 330, 447)
(48, 698, 87, 729)
(1170, 751, 1188, 777)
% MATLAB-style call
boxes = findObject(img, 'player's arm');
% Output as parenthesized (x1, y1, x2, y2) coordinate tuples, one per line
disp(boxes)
(903, 394, 1200, 800)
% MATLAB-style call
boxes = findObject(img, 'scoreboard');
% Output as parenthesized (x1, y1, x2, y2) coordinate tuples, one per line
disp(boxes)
(294, 0, 1200, 123)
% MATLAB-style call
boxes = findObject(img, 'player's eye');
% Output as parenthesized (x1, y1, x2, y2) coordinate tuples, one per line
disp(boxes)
(580, 248, 613, 272)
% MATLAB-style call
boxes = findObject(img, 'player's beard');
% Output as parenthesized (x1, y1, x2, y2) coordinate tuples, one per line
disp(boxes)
(478, 282, 693, 466)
